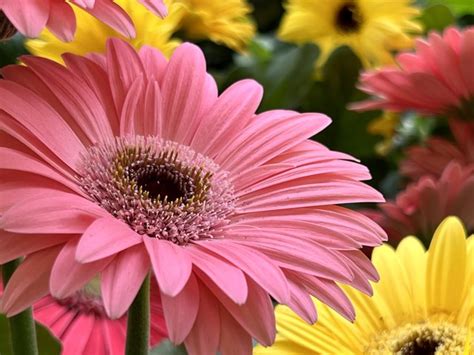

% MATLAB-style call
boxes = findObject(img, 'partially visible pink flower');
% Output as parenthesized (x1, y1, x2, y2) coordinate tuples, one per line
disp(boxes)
(0, 0, 167, 42)
(365, 162, 474, 245)
(352, 27, 474, 119)
(401, 119, 474, 180)
(0, 39, 385, 354)
(0, 279, 168, 354)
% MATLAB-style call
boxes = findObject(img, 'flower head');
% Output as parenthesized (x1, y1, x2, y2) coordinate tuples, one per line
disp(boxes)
(366, 162, 474, 245)
(27, 0, 184, 63)
(0, 278, 167, 354)
(353, 27, 474, 119)
(255, 216, 474, 354)
(0, 0, 166, 42)
(278, 0, 421, 68)
(174, 0, 256, 51)
(401, 120, 474, 181)
(0, 39, 385, 353)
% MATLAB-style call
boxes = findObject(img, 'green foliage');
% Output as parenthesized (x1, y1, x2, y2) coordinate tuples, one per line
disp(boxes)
(0, 314, 62, 355)
(423, 0, 473, 16)
(420, 4, 456, 32)
(0, 34, 28, 67)
(150, 340, 187, 355)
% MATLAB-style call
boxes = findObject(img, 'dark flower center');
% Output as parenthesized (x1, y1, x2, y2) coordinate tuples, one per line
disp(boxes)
(79, 137, 235, 245)
(126, 163, 195, 203)
(0, 11, 17, 41)
(335, 2, 363, 33)
(400, 339, 439, 355)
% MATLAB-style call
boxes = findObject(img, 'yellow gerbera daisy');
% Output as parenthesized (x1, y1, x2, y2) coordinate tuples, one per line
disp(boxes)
(255, 216, 473, 354)
(278, 0, 422, 68)
(368, 111, 400, 155)
(26, 0, 185, 63)
(175, 0, 256, 51)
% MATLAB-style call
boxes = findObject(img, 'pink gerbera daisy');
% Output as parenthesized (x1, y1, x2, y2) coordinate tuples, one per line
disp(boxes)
(401, 119, 474, 181)
(0, 39, 386, 354)
(365, 162, 474, 245)
(0, 278, 167, 354)
(0, 0, 167, 42)
(352, 27, 474, 119)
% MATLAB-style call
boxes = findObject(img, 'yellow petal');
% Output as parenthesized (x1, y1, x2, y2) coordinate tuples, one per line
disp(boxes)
(426, 216, 467, 314)
(396, 236, 427, 317)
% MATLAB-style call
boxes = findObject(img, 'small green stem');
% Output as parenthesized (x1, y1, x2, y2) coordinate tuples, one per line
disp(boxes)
(125, 273, 150, 355)
(2, 259, 39, 355)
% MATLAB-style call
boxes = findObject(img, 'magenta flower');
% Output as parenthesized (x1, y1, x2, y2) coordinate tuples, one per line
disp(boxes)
(365, 162, 474, 245)
(352, 27, 474, 119)
(401, 120, 474, 181)
(0, 0, 167, 41)
(0, 39, 385, 353)
(0, 279, 167, 354)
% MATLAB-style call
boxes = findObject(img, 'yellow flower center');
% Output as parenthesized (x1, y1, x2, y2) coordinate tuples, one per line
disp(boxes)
(335, 2, 363, 34)
(366, 322, 469, 354)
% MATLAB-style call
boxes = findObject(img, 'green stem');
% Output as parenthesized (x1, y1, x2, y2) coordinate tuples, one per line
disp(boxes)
(125, 273, 150, 355)
(2, 259, 39, 355)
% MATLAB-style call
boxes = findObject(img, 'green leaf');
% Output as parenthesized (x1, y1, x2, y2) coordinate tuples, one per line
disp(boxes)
(0, 314, 61, 355)
(37, 323, 61, 355)
(0, 34, 28, 67)
(150, 340, 188, 355)
(259, 43, 319, 111)
(419, 5, 455, 32)
(424, 0, 473, 16)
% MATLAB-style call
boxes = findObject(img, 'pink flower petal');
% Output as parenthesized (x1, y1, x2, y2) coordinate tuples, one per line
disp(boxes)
(218, 306, 253, 355)
(101, 245, 150, 319)
(1, 245, 62, 316)
(139, 0, 167, 17)
(161, 43, 207, 144)
(0, 80, 85, 170)
(50, 239, 113, 298)
(0, 191, 107, 234)
(160, 273, 199, 344)
(184, 284, 220, 355)
(197, 241, 290, 304)
(187, 246, 248, 304)
(144, 238, 192, 297)
(76, 217, 143, 263)
(1, 0, 50, 38)
(46, 1, 76, 42)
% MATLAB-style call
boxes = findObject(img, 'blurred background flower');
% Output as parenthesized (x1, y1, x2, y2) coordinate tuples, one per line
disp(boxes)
(278, 0, 422, 68)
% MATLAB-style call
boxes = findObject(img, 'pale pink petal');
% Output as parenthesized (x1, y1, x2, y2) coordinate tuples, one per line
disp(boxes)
(61, 54, 120, 134)
(191, 80, 263, 155)
(138, 46, 167, 82)
(1, 245, 62, 316)
(144, 238, 192, 297)
(186, 246, 248, 304)
(0, 147, 82, 195)
(79, 0, 135, 38)
(21, 56, 114, 143)
(284, 278, 318, 324)
(196, 241, 290, 304)
(160, 273, 199, 344)
(161, 43, 207, 144)
(119, 75, 144, 136)
(139, 0, 167, 17)
(76, 217, 143, 263)
(206, 277, 275, 346)
(101, 245, 150, 319)
(0, 81, 85, 170)
(2, 0, 50, 38)
(0, 192, 107, 234)
(46, 1, 76, 42)
(106, 39, 144, 114)
(0, 232, 69, 264)
(50, 239, 113, 298)
(218, 306, 253, 355)
(184, 284, 220, 355)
